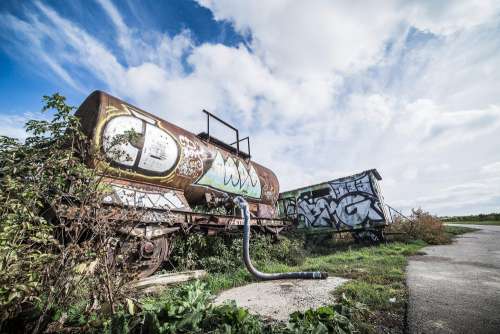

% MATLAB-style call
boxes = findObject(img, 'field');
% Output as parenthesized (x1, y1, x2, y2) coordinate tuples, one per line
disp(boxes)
(446, 220, 500, 226)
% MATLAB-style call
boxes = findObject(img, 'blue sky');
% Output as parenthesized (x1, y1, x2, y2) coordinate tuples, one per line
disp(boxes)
(1, 0, 500, 216)
(0, 0, 244, 114)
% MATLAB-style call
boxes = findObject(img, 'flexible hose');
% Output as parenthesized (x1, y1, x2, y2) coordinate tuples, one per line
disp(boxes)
(233, 196, 328, 280)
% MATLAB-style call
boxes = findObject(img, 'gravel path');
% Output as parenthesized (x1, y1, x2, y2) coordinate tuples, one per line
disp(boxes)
(407, 224, 500, 333)
(214, 277, 348, 321)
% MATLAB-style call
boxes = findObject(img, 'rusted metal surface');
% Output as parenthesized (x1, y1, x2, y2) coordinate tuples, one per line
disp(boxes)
(101, 177, 191, 212)
(55, 187, 292, 243)
(56, 203, 291, 231)
(75, 91, 279, 212)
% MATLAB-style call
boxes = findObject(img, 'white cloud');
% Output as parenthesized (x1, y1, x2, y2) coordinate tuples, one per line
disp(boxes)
(197, 0, 404, 77)
(404, 0, 500, 35)
(1, 0, 500, 215)
(0, 114, 29, 140)
(481, 162, 500, 175)
(0, 112, 51, 141)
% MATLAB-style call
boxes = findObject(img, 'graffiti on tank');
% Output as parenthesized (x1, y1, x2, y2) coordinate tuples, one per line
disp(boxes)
(296, 172, 385, 229)
(176, 135, 204, 178)
(103, 184, 187, 210)
(101, 105, 180, 176)
(195, 150, 262, 198)
(262, 183, 278, 203)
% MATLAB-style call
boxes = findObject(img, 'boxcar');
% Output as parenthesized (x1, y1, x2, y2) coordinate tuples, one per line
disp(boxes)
(277, 169, 392, 241)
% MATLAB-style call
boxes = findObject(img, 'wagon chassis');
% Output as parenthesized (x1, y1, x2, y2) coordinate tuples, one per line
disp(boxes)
(54, 202, 293, 277)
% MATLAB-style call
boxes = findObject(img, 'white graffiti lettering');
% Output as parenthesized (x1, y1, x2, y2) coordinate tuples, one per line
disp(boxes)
(102, 115, 179, 175)
(195, 150, 261, 198)
(286, 171, 386, 229)
(103, 184, 187, 210)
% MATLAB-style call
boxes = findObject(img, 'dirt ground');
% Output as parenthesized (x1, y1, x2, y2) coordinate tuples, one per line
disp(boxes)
(214, 277, 348, 321)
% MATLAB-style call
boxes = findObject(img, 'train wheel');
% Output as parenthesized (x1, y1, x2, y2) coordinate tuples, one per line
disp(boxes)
(108, 236, 171, 278)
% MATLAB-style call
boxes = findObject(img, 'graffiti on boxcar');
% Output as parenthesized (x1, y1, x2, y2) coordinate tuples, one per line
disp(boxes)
(195, 150, 262, 198)
(176, 135, 204, 178)
(296, 172, 385, 228)
(102, 113, 180, 176)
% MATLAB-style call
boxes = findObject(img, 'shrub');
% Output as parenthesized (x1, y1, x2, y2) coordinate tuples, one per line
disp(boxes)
(387, 208, 450, 244)
(0, 94, 139, 333)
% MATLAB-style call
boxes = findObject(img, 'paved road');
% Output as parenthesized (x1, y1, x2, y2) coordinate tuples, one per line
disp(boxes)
(407, 224, 500, 334)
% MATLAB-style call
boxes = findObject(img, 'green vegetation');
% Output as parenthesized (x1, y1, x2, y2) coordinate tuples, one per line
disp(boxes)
(444, 225, 480, 235)
(166, 232, 428, 332)
(117, 281, 371, 333)
(441, 213, 500, 222)
(264, 240, 424, 331)
(445, 220, 500, 226)
(126, 219, 476, 334)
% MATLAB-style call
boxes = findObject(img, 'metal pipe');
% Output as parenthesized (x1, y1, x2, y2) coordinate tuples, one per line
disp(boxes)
(233, 196, 328, 280)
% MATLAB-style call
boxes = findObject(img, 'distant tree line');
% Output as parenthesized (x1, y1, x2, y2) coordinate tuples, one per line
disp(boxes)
(440, 213, 500, 222)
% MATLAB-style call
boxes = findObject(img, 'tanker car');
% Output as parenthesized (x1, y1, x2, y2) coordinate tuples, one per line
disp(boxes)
(59, 91, 391, 277)
(60, 91, 289, 277)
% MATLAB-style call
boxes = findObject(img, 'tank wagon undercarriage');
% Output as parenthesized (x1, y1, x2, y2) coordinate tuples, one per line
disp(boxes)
(64, 91, 392, 278)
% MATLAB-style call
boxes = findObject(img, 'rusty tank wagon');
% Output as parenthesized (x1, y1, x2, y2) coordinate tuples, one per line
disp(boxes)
(61, 91, 290, 277)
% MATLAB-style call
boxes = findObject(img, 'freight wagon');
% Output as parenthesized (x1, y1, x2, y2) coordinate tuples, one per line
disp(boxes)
(278, 170, 392, 242)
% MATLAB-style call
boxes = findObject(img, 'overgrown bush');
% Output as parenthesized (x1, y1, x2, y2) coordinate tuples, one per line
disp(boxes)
(387, 208, 450, 244)
(0, 94, 138, 333)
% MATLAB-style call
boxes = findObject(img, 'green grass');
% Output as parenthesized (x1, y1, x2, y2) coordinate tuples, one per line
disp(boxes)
(446, 220, 500, 226)
(444, 225, 480, 236)
(261, 241, 425, 310)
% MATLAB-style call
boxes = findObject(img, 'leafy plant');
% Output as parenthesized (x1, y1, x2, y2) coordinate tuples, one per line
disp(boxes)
(203, 301, 263, 334)
(135, 281, 214, 333)
(0, 93, 140, 333)
(287, 294, 370, 334)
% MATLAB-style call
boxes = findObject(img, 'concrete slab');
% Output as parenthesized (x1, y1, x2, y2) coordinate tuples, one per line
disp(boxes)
(214, 277, 348, 321)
